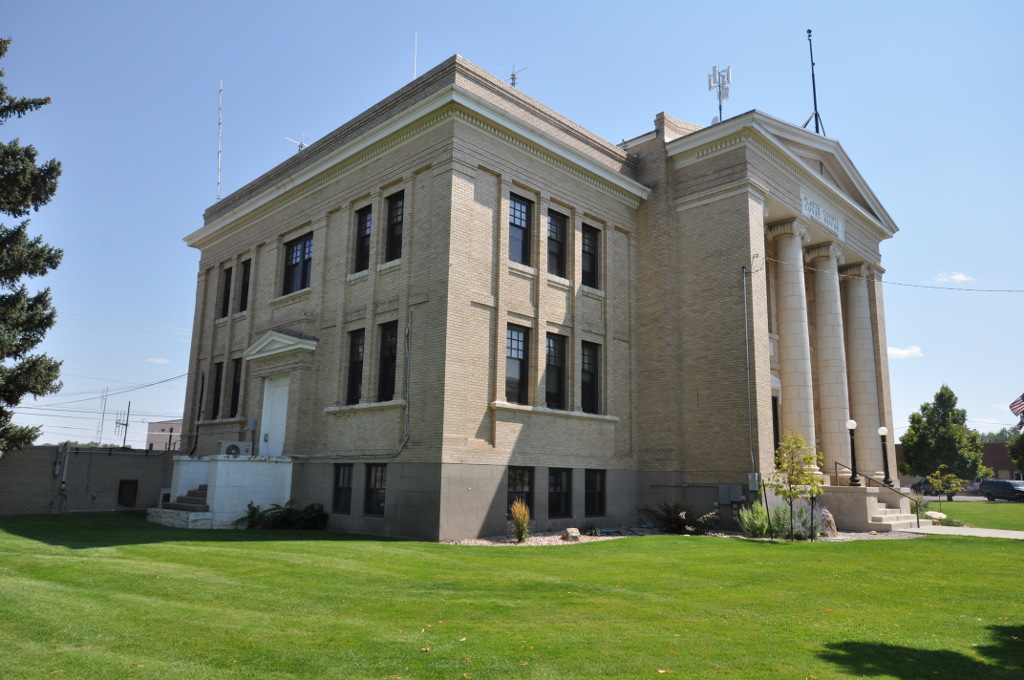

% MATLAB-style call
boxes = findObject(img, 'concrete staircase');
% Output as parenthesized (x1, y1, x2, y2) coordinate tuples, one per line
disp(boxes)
(867, 497, 920, 531)
(162, 484, 209, 512)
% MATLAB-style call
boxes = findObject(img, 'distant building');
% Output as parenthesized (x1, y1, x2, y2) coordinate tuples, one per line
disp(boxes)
(157, 56, 906, 539)
(146, 419, 182, 452)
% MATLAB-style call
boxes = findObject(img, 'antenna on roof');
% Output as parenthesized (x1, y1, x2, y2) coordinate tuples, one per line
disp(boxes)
(413, 31, 418, 78)
(708, 65, 732, 123)
(285, 134, 310, 152)
(503, 62, 528, 88)
(217, 79, 222, 201)
(801, 29, 827, 136)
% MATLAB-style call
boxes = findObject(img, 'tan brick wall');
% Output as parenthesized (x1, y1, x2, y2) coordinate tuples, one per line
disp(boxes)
(0, 446, 171, 515)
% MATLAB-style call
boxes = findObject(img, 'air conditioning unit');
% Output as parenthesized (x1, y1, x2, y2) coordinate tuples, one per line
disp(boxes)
(217, 440, 252, 458)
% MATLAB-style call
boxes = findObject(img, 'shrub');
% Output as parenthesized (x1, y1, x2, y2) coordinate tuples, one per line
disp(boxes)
(582, 522, 601, 537)
(236, 500, 328, 530)
(771, 501, 825, 540)
(738, 501, 771, 538)
(509, 498, 530, 543)
(637, 501, 719, 535)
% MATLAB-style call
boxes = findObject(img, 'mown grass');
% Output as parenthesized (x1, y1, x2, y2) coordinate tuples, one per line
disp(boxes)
(0, 512, 1021, 679)
(935, 499, 1024, 531)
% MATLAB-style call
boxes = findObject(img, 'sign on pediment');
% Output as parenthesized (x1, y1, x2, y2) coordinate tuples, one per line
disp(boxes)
(800, 190, 845, 241)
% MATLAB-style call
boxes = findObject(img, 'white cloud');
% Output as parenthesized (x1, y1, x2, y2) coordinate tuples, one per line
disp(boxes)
(888, 345, 923, 359)
(146, 358, 170, 365)
(934, 272, 975, 283)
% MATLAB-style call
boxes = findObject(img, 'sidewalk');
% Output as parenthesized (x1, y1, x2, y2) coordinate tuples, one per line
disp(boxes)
(902, 524, 1024, 540)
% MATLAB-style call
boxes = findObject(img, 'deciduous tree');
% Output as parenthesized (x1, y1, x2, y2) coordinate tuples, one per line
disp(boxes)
(899, 385, 990, 487)
(0, 38, 63, 452)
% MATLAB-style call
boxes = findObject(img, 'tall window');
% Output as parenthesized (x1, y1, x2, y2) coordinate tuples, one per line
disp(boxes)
(547, 210, 566, 277)
(385, 191, 404, 262)
(507, 466, 533, 515)
(585, 469, 606, 517)
(548, 468, 572, 518)
(546, 333, 566, 409)
(581, 341, 600, 414)
(228, 357, 242, 418)
(283, 233, 313, 295)
(238, 259, 251, 313)
(333, 464, 353, 514)
(219, 267, 233, 318)
(210, 361, 224, 420)
(582, 225, 599, 289)
(354, 206, 372, 272)
(365, 464, 387, 516)
(508, 194, 532, 266)
(506, 325, 529, 404)
(346, 329, 364, 406)
(378, 321, 398, 401)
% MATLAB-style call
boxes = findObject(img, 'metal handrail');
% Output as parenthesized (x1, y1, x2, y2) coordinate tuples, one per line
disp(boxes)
(833, 462, 920, 528)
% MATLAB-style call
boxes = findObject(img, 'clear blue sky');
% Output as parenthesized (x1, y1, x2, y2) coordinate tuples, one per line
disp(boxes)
(6, 0, 1023, 448)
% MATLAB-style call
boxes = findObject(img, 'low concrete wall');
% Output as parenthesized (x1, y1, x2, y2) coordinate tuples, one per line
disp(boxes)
(170, 456, 210, 498)
(207, 455, 293, 528)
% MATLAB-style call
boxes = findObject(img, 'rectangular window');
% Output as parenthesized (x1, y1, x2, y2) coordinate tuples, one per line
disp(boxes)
(210, 361, 224, 420)
(547, 210, 566, 277)
(505, 324, 529, 404)
(238, 259, 251, 313)
(378, 321, 398, 401)
(581, 341, 599, 414)
(228, 357, 242, 418)
(219, 267, 233, 318)
(365, 464, 387, 516)
(585, 469, 606, 517)
(546, 333, 566, 409)
(507, 466, 534, 515)
(354, 206, 372, 272)
(548, 468, 572, 518)
(582, 224, 599, 289)
(346, 329, 364, 406)
(283, 233, 313, 295)
(333, 463, 353, 514)
(508, 194, 532, 266)
(385, 191, 404, 262)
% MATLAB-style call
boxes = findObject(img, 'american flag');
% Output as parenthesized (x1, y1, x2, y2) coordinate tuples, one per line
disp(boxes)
(1012, 393, 1024, 416)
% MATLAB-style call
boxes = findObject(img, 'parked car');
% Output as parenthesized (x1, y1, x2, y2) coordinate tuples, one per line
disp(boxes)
(978, 479, 1024, 502)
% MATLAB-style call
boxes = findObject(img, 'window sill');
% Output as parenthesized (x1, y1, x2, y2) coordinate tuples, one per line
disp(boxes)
(347, 269, 369, 283)
(546, 273, 571, 289)
(581, 285, 604, 298)
(324, 399, 407, 415)
(508, 261, 537, 277)
(377, 259, 400, 273)
(489, 401, 618, 422)
(272, 288, 311, 306)
(196, 416, 248, 427)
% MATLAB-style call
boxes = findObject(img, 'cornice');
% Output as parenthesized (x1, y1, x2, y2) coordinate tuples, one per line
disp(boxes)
(186, 85, 649, 251)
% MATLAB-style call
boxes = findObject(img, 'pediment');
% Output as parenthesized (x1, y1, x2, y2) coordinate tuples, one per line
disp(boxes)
(242, 330, 318, 361)
(666, 110, 898, 239)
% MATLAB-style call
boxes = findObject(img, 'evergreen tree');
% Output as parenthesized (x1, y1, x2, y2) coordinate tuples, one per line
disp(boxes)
(0, 38, 63, 451)
(899, 385, 990, 484)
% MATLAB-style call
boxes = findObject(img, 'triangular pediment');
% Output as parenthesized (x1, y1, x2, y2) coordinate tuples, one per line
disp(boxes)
(242, 330, 318, 361)
(666, 110, 898, 239)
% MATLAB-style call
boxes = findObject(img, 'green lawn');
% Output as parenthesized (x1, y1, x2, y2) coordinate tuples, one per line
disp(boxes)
(935, 499, 1024, 531)
(1, 512, 1021, 680)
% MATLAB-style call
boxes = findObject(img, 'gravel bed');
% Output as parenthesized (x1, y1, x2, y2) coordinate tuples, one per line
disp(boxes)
(443, 527, 926, 546)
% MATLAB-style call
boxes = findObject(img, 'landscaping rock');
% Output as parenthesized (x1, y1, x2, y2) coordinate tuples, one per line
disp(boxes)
(561, 528, 581, 542)
(820, 509, 838, 537)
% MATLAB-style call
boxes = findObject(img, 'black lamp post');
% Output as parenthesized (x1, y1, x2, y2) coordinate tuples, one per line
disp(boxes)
(878, 426, 893, 487)
(846, 419, 861, 486)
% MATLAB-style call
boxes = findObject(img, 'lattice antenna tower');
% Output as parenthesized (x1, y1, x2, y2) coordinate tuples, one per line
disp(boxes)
(505, 62, 528, 88)
(708, 65, 732, 124)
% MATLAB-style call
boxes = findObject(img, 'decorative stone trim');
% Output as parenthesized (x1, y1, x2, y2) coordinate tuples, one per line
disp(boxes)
(804, 242, 845, 265)
(324, 399, 407, 416)
(766, 219, 809, 243)
(489, 401, 619, 423)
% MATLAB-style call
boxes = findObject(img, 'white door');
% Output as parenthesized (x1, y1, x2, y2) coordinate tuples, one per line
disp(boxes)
(259, 375, 289, 456)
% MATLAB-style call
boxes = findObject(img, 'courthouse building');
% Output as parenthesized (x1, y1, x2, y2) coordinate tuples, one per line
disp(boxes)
(155, 55, 908, 539)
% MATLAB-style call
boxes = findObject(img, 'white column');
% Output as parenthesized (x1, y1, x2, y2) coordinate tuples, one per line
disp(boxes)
(766, 220, 815, 450)
(841, 263, 883, 476)
(806, 243, 850, 481)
